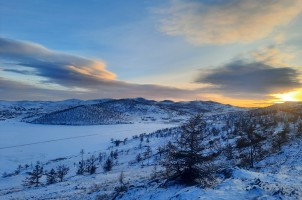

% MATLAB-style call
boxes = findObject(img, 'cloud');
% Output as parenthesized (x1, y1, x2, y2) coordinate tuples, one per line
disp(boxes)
(0, 37, 199, 101)
(2, 69, 34, 75)
(195, 60, 301, 98)
(0, 37, 116, 88)
(251, 46, 294, 67)
(158, 0, 302, 44)
(0, 77, 199, 101)
(0, 77, 84, 100)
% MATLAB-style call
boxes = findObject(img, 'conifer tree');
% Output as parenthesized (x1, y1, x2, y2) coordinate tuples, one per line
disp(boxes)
(46, 168, 57, 185)
(162, 115, 216, 186)
(103, 157, 113, 172)
(86, 155, 98, 174)
(56, 164, 69, 182)
(23, 162, 43, 187)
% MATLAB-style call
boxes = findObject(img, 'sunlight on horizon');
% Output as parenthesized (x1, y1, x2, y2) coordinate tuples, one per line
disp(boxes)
(272, 91, 301, 104)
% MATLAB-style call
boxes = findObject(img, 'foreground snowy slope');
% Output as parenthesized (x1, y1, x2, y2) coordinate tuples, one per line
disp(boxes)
(116, 103, 302, 200)
(118, 140, 302, 200)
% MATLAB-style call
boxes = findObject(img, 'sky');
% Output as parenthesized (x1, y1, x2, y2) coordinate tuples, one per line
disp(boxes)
(0, 0, 302, 107)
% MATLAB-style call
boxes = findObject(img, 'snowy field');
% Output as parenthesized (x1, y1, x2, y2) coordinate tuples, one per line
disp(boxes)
(0, 119, 302, 199)
(0, 121, 175, 172)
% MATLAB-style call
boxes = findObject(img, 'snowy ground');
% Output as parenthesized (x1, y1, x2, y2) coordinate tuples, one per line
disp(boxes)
(0, 121, 174, 172)
(0, 121, 176, 199)
(117, 139, 302, 200)
(1, 119, 302, 200)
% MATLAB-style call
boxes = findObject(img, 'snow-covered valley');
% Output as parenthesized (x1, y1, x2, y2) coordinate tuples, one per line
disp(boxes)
(0, 121, 174, 172)
(0, 100, 302, 200)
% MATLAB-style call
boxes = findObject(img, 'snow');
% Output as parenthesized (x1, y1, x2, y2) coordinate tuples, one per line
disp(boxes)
(116, 137, 302, 200)
(1, 119, 302, 199)
(0, 98, 245, 124)
(0, 121, 174, 172)
(0, 100, 301, 200)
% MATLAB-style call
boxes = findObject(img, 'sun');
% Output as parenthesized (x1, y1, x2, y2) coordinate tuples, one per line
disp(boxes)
(273, 91, 300, 103)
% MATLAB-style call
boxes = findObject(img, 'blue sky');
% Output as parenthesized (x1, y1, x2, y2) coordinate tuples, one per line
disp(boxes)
(1, 0, 302, 106)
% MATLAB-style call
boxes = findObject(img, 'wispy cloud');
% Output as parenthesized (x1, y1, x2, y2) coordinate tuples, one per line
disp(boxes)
(0, 37, 199, 101)
(2, 69, 34, 75)
(0, 76, 199, 101)
(158, 0, 302, 44)
(251, 46, 295, 67)
(0, 37, 116, 89)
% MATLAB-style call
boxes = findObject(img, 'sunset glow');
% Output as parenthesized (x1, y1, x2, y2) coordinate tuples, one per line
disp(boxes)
(2, 2, 302, 199)
(273, 91, 299, 102)
(0, 0, 302, 107)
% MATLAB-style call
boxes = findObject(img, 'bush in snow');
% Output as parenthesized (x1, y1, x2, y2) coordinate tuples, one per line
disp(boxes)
(114, 171, 129, 195)
(103, 157, 113, 172)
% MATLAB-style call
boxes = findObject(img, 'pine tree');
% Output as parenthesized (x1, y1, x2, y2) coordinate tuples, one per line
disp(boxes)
(77, 149, 86, 175)
(103, 157, 113, 172)
(23, 162, 43, 187)
(113, 150, 118, 160)
(56, 164, 69, 182)
(273, 128, 288, 152)
(80, 149, 85, 163)
(161, 115, 216, 186)
(86, 155, 98, 174)
(144, 146, 152, 165)
(76, 161, 85, 175)
(136, 153, 142, 163)
(118, 171, 125, 185)
(114, 171, 128, 194)
(296, 122, 302, 137)
(98, 152, 105, 162)
(15, 164, 22, 175)
(46, 168, 57, 185)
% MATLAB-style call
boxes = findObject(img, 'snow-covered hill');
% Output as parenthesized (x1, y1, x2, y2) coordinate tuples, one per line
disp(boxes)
(0, 98, 245, 125)
(0, 99, 110, 122)
(0, 102, 302, 199)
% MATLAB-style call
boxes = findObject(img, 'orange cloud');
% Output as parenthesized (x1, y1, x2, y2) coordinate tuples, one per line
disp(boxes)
(159, 0, 302, 44)
(0, 37, 116, 89)
(67, 61, 116, 80)
(0, 37, 203, 101)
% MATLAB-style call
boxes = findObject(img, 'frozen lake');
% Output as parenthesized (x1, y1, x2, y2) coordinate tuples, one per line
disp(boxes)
(0, 121, 174, 172)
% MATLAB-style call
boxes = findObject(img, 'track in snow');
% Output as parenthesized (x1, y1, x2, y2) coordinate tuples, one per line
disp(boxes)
(0, 128, 147, 150)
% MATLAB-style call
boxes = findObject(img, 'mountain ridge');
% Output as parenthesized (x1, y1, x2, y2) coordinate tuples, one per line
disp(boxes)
(0, 98, 247, 125)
